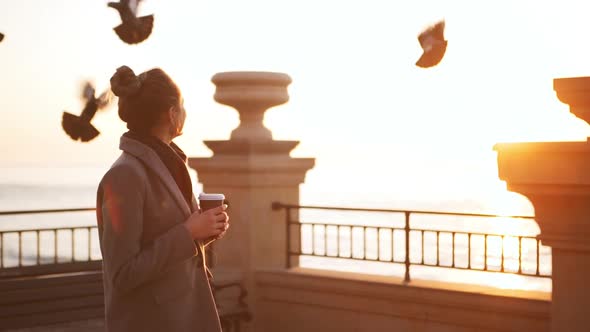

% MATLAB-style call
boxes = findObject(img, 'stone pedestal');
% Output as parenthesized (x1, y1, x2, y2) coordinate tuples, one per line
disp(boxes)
(495, 77, 590, 332)
(189, 72, 315, 331)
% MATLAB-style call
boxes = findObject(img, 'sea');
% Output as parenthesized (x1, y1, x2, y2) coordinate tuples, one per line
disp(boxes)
(0, 166, 551, 293)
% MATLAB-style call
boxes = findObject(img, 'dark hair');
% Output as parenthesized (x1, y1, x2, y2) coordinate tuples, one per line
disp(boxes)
(110, 66, 181, 134)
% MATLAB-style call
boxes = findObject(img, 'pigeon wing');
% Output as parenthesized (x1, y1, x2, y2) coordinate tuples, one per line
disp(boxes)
(113, 15, 153, 44)
(431, 20, 446, 41)
(96, 90, 114, 110)
(63, 110, 100, 142)
(81, 82, 95, 101)
(62, 112, 82, 141)
(136, 15, 154, 40)
(418, 20, 445, 49)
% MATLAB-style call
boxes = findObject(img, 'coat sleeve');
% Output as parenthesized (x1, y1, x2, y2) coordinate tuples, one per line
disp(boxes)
(97, 165, 198, 295)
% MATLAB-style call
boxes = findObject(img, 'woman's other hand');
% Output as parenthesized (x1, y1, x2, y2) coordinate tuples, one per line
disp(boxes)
(183, 205, 229, 240)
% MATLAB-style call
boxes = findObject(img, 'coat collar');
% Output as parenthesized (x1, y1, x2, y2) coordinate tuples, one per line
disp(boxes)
(119, 135, 193, 217)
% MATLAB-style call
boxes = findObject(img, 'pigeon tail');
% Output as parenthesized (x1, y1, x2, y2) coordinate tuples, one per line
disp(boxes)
(415, 42, 447, 68)
(62, 112, 100, 142)
(113, 15, 154, 44)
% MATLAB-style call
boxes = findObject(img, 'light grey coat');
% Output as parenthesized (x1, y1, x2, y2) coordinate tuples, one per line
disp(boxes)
(96, 135, 221, 332)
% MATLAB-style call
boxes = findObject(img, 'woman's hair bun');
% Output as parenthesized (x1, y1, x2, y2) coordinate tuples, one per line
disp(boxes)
(110, 65, 142, 97)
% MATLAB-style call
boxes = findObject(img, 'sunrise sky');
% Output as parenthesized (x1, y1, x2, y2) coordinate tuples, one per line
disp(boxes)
(1, 0, 589, 211)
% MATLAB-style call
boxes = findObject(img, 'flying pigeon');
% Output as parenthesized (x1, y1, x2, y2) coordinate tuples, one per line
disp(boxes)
(416, 20, 447, 68)
(62, 82, 112, 142)
(108, 0, 154, 44)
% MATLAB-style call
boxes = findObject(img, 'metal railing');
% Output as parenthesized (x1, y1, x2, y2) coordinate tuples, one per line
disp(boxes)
(0, 207, 251, 331)
(0, 208, 100, 277)
(272, 202, 551, 282)
(0, 206, 214, 276)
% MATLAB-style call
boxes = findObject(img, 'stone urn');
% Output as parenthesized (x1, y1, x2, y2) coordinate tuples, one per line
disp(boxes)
(211, 71, 292, 142)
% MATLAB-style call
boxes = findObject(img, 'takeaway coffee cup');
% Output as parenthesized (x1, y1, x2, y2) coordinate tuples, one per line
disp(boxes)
(198, 193, 226, 212)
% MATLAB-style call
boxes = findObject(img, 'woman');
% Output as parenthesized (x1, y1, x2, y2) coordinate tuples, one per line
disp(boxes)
(96, 65, 228, 332)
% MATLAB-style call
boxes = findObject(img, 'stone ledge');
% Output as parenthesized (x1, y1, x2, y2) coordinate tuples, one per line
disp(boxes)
(257, 267, 550, 301)
(256, 267, 550, 332)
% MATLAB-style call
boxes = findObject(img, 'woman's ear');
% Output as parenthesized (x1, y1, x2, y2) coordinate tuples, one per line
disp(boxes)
(168, 105, 184, 137)
(167, 105, 176, 124)
(165, 106, 177, 137)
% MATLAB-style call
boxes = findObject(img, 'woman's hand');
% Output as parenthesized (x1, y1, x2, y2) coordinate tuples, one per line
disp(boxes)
(183, 205, 229, 240)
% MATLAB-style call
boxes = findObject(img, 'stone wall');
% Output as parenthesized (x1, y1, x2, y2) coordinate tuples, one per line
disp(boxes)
(256, 268, 550, 332)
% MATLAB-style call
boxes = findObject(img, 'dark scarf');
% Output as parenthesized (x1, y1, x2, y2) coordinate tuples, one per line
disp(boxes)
(124, 131, 194, 210)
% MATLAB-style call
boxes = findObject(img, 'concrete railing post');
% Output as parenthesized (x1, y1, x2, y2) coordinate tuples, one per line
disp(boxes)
(189, 71, 315, 331)
(495, 76, 590, 332)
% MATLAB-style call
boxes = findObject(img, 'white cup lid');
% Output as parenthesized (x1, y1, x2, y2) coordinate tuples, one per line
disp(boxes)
(198, 193, 225, 200)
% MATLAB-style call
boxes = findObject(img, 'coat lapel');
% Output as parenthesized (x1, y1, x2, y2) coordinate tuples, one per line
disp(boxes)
(119, 136, 192, 217)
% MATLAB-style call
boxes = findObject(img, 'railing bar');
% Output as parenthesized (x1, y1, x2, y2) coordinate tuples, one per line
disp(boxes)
(88, 227, 92, 261)
(391, 228, 395, 262)
(451, 232, 456, 268)
(410, 228, 537, 239)
(295, 222, 404, 230)
(501, 235, 505, 272)
(18, 231, 22, 267)
(295, 251, 553, 278)
(324, 224, 328, 257)
(298, 223, 303, 258)
(71, 229, 75, 263)
(349, 226, 353, 259)
(270, 203, 534, 219)
(0, 233, 3, 268)
(421, 230, 425, 265)
(298, 223, 303, 260)
(337, 225, 341, 258)
(0, 207, 96, 216)
(291, 243, 555, 279)
(518, 236, 522, 274)
(36, 230, 41, 265)
(377, 227, 381, 261)
(536, 240, 541, 276)
(285, 223, 537, 241)
(0, 223, 497, 237)
(54, 230, 58, 264)
(407, 259, 553, 278)
(468, 233, 472, 269)
(404, 212, 410, 283)
(363, 226, 367, 260)
(0, 226, 98, 234)
(484, 234, 488, 271)
(311, 224, 315, 256)
(285, 208, 291, 268)
(436, 231, 440, 266)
